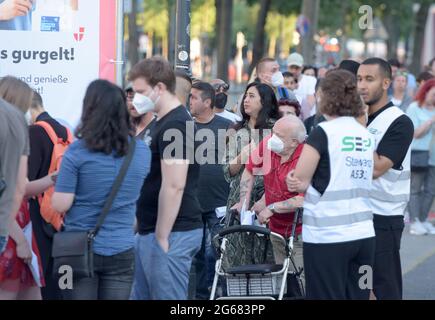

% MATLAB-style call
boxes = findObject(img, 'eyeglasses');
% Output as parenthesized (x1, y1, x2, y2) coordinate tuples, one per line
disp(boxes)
(213, 82, 230, 92)
(125, 90, 135, 100)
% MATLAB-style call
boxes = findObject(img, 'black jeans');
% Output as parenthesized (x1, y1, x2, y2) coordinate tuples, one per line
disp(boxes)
(373, 214, 404, 300)
(304, 237, 376, 300)
(62, 248, 135, 300)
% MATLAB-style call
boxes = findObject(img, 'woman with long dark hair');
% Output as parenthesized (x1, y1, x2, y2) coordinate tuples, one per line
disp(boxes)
(224, 82, 279, 213)
(51, 80, 151, 300)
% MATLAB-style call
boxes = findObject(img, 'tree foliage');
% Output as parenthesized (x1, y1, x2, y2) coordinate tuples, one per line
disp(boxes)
(130, 0, 429, 71)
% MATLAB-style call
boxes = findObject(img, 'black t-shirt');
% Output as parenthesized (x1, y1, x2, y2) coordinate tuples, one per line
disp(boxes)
(195, 115, 232, 213)
(28, 112, 69, 239)
(367, 102, 414, 170)
(306, 126, 330, 195)
(136, 117, 157, 144)
(136, 106, 203, 234)
(28, 112, 68, 181)
(304, 114, 326, 136)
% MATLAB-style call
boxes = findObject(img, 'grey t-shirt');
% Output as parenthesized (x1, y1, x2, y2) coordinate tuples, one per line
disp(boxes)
(0, 98, 29, 237)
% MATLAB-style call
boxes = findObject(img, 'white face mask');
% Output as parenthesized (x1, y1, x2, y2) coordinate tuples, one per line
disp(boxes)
(132, 90, 159, 115)
(271, 71, 284, 87)
(267, 134, 285, 154)
(25, 110, 32, 125)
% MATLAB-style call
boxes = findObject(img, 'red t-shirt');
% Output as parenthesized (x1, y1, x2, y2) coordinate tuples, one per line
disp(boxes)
(246, 136, 304, 238)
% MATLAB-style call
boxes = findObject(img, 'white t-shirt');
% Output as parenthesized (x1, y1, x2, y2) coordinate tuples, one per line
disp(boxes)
(391, 97, 402, 106)
(215, 110, 241, 123)
(294, 75, 317, 99)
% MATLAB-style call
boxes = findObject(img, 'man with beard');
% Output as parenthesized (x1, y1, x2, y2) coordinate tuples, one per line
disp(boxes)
(357, 58, 414, 300)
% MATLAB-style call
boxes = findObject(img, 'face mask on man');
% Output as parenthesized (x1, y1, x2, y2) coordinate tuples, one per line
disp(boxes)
(132, 89, 160, 115)
(215, 93, 228, 109)
(267, 134, 285, 154)
(271, 71, 284, 87)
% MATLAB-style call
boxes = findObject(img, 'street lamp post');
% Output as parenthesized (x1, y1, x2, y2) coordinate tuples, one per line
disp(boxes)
(175, 0, 191, 75)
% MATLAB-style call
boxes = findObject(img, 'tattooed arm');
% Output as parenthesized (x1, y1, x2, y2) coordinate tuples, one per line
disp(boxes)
(257, 196, 304, 224)
(272, 196, 304, 214)
(231, 168, 255, 212)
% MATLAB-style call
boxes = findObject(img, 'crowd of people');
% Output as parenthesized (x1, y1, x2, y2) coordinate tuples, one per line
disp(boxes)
(0, 53, 435, 300)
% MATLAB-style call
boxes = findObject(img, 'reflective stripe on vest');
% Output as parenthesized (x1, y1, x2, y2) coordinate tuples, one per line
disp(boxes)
(369, 190, 410, 202)
(305, 188, 370, 204)
(381, 170, 411, 182)
(303, 211, 374, 228)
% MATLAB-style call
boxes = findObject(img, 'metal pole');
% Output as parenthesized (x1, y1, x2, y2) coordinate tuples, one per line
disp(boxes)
(168, 1, 177, 65)
(116, 0, 125, 87)
(175, 0, 191, 75)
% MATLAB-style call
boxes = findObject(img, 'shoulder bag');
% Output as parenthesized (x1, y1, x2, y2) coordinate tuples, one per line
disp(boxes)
(52, 139, 136, 278)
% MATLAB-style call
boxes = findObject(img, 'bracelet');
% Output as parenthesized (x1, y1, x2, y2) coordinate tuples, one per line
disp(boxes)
(50, 174, 57, 183)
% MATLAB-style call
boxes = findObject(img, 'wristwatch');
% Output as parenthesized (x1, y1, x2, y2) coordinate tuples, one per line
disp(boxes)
(267, 203, 276, 213)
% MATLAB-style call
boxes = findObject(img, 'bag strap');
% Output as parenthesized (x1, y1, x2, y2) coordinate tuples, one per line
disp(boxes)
(90, 138, 136, 238)
(35, 121, 74, 144)
(34, 121, 59, 145)
(278, 86, 289, 100)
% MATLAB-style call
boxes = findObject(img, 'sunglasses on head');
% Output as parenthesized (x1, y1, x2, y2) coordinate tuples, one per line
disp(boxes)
(213, 83, 230, 92)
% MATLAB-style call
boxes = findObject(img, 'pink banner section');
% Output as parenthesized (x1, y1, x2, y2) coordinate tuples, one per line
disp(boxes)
(99, 0, 117, 82)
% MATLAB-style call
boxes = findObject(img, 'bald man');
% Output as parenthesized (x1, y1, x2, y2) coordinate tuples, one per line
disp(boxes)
(233, 115, 306, 287)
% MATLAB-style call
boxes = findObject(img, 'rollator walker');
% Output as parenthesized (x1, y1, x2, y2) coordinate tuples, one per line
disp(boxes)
(210, 208, 304, 300)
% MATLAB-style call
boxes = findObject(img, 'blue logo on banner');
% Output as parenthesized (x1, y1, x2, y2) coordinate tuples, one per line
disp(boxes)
(40, 16, 60, 32)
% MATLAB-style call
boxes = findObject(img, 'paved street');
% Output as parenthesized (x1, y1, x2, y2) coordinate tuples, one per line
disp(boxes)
(402, 216, 435, 300)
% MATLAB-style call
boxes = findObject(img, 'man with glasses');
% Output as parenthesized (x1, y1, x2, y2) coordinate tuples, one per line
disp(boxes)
(125, 83, 156, 142)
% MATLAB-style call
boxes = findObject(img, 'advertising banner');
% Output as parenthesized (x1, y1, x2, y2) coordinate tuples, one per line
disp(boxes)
(0, 0, 119, 128)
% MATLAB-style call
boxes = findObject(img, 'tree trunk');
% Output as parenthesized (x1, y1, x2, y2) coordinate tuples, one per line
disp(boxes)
(268, 36, 277, 58)
(127, 0, 139, 68)
(383, 10, 400, 60)
(216, 0, 233, 82)
(410, 2, 431, 75)
(339, 2, 351, 61)
(299, 0, 320, 65)
(248, 0, 271, 76)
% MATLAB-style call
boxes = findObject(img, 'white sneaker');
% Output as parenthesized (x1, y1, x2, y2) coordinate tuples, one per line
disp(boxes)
(422, 221, 435, 235)
(410, 221, 428, 235)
